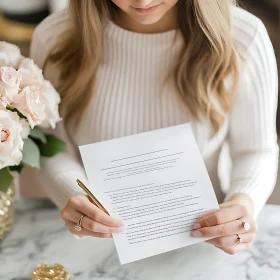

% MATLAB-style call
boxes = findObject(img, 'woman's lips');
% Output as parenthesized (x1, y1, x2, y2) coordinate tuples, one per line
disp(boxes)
(133, 3, 161, 14)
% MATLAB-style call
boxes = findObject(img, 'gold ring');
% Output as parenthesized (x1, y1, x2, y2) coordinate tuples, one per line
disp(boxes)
(241, 221, 250, 231)
(74, 215, 85, 232)
(236, 233, 242, 244)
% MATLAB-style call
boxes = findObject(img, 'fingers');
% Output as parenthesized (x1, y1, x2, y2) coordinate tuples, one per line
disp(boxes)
(195, 204, 249, 229)
(65, 220, 113, 238)
(192, 216, 257, 238)
(61, 207, 124, 234)
(200, 203, 232, 219)
(65, 195, 123, 227)
(205, 232, 255, 247)
(61, 195, 125, 238)
(200, 209, 219, 219)
(200, 202, 257, 255)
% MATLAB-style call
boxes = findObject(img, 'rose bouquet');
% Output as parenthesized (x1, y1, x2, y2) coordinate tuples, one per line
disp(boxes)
(0, 41, 65, 193)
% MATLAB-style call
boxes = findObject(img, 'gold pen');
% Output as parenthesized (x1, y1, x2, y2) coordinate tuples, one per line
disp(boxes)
(76, 179, 110, 216)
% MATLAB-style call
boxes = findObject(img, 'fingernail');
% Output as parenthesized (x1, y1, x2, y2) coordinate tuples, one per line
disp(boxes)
(192, 230, 202, 237)
(193, 223, 201, 230)
(118, 221, 125, 227)
(116, 227, 125, 233)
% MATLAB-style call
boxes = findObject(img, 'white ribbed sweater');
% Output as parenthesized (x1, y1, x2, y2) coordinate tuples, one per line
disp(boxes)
(30, 7, 279, 216)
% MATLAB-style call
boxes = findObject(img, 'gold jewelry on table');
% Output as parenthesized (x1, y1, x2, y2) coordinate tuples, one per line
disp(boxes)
(75, 214, 84, 232)
(32, 264, 71, 280)
(76, 179, 110, 216)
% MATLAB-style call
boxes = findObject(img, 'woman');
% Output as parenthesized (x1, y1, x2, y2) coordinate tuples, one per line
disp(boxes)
(30, 0, 278, 255)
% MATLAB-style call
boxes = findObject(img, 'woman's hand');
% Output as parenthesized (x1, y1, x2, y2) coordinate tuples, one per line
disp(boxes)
(192, 195, 258, 255)
(61, 194, 124, 238)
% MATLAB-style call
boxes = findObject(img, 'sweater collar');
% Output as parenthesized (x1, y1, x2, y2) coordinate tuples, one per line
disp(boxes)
(106, 20, 181, 48)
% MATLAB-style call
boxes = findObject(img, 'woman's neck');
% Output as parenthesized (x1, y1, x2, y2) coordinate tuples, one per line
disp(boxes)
(113, 6, 178, 34)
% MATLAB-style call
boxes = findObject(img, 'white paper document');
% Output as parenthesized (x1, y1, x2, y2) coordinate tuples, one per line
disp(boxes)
(79, 123, 219, 264)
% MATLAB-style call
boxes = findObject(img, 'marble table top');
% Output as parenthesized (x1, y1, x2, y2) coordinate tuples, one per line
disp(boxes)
(0, 201, 279, 280)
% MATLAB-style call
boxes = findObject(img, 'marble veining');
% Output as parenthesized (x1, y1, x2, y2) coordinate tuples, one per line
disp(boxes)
(0, 201, 279, 280)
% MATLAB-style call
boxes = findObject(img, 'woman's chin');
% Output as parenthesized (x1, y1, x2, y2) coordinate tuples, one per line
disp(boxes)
(131, 15, 163, 26)
(127, 9, 166, 27)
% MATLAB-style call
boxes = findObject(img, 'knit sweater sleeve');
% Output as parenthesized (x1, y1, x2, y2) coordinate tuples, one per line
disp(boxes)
(225, 20, 279, 217)
(30, 13, 88, 210)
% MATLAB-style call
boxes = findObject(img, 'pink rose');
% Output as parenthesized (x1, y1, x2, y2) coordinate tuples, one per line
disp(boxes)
(13, 86, 46, 128)
(0, 109, 24, 169)
(40, 80, 61, 129)
(0, 67, 21, 106)
(0, 41, 22, 68)
(18, 58, 44, 91)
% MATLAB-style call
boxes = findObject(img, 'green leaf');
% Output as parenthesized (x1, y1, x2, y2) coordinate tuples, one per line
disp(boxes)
(22, 138, 40, 169)
(36, 134, 66, 157)
(6, 107, 27, 119)
(9, 163, 25, 173)
(29, 127, 47, 144)
(0, 168, 13, 193)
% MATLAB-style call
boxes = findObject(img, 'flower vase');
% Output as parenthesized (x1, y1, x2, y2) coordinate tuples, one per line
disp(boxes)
(0, 183, 16, 240)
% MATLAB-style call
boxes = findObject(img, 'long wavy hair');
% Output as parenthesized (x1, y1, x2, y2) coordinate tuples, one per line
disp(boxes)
(46, 0, 239, 133)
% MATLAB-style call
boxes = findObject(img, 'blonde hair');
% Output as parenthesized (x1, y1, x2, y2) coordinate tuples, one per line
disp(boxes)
(47, 0, 239, 133)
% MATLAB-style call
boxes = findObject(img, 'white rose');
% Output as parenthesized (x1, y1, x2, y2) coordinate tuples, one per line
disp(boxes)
(0, 41, 22, 68)
(0, 67, 21, 106)
(18, 58, 44, 91)
(0, 110, 23, 169)
(40, 80, 61, 129)
(13, 86, 46, 128)
(19, 119, 30, 139)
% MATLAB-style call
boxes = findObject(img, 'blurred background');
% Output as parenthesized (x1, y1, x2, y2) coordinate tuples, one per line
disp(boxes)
(0, 0, 279, 204)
